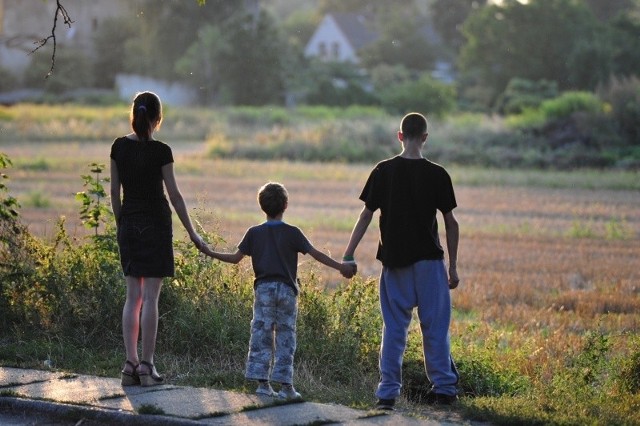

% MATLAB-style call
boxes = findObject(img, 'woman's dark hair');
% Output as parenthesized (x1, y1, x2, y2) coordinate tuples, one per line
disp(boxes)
(131, 91, 162, 141)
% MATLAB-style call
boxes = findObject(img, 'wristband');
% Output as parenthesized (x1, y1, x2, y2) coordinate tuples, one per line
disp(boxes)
(343, 255, 356, 264)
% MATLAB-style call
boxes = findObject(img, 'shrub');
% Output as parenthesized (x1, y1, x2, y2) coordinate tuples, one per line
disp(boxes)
(380, 73, 456, 117)
(598, 76, 640, 146)
(496, 78, 559, 115)
(539, 91, 603, 120)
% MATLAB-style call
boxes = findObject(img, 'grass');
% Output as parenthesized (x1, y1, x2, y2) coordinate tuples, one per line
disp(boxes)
(1, 107, 640, 424)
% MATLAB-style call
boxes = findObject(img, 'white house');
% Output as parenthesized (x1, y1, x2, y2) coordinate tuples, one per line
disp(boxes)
(304, 13, 378, 63)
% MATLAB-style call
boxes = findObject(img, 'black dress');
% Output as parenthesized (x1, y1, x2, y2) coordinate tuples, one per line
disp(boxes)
(110, 136, 175, 278)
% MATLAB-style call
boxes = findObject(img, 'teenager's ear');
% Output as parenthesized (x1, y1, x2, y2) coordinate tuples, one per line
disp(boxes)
(422, 133, 428, 142)
(397, 131, 404, 142)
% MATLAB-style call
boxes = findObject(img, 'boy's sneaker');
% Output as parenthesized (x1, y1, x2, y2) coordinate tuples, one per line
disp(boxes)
(375, 398, 395, 411)
(256, 382, 277, 397)
(424, 390, 458, 405)
(278, 384, 302, 399)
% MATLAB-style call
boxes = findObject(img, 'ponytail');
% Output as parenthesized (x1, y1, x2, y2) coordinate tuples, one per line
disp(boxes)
(131, 92, 162, 141)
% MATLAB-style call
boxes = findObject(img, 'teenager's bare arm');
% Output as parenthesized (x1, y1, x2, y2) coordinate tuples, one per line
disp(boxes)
(443, 210, 460, 289)
(343, 206, 374, 259)
(307, 246, 355, 278)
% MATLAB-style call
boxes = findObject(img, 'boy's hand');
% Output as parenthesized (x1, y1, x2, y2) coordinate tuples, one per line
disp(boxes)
(448, 265, 459, 289)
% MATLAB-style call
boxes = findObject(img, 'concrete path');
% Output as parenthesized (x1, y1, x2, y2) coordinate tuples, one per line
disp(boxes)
(0, 367, 468, 425)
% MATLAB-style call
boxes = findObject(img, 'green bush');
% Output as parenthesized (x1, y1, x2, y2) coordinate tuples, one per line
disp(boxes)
(539, 91, 603, 120)
(496, 78, 558, 115)
(380, 73, 456, 117)
(598, 76, 640, 146)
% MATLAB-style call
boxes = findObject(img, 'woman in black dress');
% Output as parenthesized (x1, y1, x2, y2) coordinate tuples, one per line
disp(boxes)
(110, 91, 204, 386)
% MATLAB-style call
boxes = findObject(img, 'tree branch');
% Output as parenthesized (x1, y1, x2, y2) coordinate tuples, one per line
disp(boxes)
(30, 0, 74, 78)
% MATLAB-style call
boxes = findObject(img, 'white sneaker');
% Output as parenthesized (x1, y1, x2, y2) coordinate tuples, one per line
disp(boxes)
(278, 385, 302, 399)
(256, 382, 277, 397)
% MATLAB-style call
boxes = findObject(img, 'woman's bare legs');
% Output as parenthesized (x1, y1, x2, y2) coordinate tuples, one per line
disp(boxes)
(140, 277, 163, 367)
(122, 276, 143, 367)
(122, 276, 163, 372)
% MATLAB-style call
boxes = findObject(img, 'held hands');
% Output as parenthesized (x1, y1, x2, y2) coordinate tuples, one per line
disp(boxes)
(340, 262, 357, 279)
(190, 232, 206, 252)
(340, 255, 357, 279)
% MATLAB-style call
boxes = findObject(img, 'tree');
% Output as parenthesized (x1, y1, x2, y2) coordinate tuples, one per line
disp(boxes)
(359, 4, 437, 73)
(92, 17, 135, 88)
(214, 10, 288, 105)
(175, 25, 228, 105)
(608, 13, 640, 78)
(458, 0, 609, 107)
(430, 0, 488, 53)
(37, 0, 229, 79)
(123, 0, 239, 81)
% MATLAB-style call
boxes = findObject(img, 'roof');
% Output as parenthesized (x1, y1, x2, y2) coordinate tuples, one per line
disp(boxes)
(330, 12, 378, 51)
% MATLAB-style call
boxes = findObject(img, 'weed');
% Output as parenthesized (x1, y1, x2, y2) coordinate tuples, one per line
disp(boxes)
(137, 404, 165, 415)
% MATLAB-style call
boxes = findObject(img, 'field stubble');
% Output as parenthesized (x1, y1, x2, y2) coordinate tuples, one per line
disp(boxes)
(3, 141, 640, 390)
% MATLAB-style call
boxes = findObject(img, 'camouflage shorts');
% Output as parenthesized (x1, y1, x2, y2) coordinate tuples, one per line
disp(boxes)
(245, 281, 298, 384)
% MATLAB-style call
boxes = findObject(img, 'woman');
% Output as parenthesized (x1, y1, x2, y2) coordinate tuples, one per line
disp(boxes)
(110, 91, 204, 386)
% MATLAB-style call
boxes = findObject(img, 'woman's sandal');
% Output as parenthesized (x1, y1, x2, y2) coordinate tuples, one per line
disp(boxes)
(137, 360, 165, 387)
(120, 360, 140, 386)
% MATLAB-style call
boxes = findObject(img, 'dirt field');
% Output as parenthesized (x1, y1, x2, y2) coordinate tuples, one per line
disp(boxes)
(3, 141, 640, 307)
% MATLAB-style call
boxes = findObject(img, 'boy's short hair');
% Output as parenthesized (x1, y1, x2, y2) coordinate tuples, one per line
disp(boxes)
(400, 112, 428, 140)
(258, 182, 288, 218)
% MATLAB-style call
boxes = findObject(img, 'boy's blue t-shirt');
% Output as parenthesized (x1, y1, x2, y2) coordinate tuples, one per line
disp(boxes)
(238, 221, 312, 294)
(360, 156, 457, 268)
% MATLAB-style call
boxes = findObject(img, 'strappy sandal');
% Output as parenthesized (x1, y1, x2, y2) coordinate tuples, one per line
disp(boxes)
(120, 360, 140, 386)
(137, 360, 165, 387)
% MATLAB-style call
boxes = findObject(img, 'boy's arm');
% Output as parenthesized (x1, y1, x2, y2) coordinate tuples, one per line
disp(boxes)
(343, 206, 374, 259)
(201, 245, 245, 264)
(443, 210, 459, 289)
(307, 246, 356, 278)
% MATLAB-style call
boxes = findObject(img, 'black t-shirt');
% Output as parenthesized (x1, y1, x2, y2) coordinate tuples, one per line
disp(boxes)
(110, 136, 173, 221)
(360, 156, 457, 268)
(238, 221, 312, 295)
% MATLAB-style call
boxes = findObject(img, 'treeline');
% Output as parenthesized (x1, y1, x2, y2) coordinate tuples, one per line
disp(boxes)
(1, 0, 639, 114)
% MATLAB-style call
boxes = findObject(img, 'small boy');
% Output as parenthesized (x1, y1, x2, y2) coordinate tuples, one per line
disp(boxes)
(201, 182, 356, 399)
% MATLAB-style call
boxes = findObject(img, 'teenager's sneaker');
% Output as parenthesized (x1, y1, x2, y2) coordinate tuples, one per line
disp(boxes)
(375, 398, 395, 411)
(424, 390, 458, 405)
(278, 384, 302, 399)
(256, 382, 277, 397)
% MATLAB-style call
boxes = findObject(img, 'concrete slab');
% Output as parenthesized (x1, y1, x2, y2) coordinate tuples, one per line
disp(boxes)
(100, 386, 272, 419)
(0, 367, 65, 386)
(5, 373, 156, 406)
(199, 401, 379, 425)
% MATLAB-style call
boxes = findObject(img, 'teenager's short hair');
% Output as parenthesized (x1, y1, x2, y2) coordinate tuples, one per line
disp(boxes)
(400, 112, 428, 140)
(258, 182, 288, 218)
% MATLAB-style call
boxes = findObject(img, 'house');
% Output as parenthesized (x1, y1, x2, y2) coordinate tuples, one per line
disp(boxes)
(0, 0, 136, 76)
(304, 12, 378, 64)
(304, 11, 455, 84)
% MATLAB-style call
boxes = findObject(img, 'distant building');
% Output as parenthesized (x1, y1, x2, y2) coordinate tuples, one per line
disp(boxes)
(305, 11, 455, 83)
(304, 13, 378, 64)
(0, 0, 135, 76)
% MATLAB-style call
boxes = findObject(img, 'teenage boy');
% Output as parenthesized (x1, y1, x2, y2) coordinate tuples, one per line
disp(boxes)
(342, 112, 460, 409)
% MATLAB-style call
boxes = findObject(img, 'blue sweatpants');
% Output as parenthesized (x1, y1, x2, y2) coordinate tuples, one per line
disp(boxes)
(376, 260, 458, 399)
